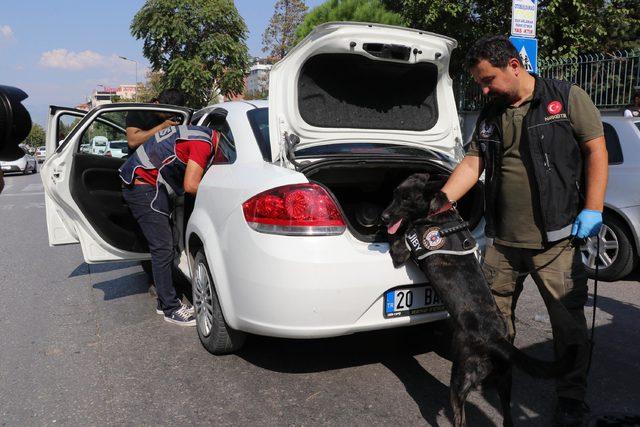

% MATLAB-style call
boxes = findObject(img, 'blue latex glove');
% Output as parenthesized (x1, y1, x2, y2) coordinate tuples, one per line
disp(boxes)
(571, 209, 603, 238)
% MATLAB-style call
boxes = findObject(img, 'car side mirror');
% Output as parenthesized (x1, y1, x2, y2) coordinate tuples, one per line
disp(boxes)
(0, 85, 32, 161)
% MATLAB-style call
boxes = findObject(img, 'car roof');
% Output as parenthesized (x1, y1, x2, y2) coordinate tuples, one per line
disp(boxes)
(194, 100, 267, 119)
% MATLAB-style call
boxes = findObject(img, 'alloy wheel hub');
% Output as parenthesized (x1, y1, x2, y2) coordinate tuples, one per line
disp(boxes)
(580, 224, 619, 269)
(194, 262, 214, 337)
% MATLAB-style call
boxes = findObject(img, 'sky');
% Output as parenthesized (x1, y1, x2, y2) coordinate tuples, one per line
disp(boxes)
(0, 0, 326, 127)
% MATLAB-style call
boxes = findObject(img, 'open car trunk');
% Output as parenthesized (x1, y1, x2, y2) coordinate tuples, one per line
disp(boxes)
(302, 157, 483, 243)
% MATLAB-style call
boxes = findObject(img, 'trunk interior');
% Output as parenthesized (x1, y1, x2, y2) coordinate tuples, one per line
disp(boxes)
(303, 158, 484, 243)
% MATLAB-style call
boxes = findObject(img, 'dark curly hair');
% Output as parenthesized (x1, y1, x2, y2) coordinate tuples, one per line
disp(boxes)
(158, 88, 185, 106)
(465, 35, 522, 70)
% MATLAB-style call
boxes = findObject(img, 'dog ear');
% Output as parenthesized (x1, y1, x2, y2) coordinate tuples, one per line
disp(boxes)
(389, 234, 411, 267)
(428, 190, 449, 214)
(416, 173, 430, 185)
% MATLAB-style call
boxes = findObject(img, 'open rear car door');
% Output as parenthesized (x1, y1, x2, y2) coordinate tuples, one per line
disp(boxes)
(41, 103, 191, 263)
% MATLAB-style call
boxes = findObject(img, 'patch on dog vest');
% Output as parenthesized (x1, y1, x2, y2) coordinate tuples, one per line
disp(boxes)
(423, 227, 445, 250)
(405, 219, 479, 261)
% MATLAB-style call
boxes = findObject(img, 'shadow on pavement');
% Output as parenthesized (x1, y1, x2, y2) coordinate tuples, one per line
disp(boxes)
(92, 271, 150, 300)
(89, 263, 191, 302)
(237, 321, 496, 426)
(237, 291, 640, 425)
(621, 267, 640, 282)
(69, 261, 141, 277)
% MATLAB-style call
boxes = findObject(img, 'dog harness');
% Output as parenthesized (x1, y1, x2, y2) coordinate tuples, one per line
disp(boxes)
(404, 210, 478, 261)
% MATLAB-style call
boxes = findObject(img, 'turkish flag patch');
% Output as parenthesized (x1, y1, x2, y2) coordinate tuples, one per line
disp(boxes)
(547, 100, 563, 115)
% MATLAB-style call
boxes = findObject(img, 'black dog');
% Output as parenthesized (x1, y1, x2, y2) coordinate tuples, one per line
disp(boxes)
(382, 173, 576, 427)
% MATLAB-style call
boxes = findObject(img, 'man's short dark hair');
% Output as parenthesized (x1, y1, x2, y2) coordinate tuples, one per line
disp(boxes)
(465, 35, 523, 70)
(158, 88, 185, 106)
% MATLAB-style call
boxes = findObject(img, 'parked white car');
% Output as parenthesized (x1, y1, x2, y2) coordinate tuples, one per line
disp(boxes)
(35, 146, 46, 163)
(1, 147, 37, 174)
(90, 136, 108, 155)
(41, 23, 484, 355)
(104, 140, 129, 158)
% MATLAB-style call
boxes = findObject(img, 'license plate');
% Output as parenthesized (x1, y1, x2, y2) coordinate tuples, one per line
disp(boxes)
(1, 166, 11, 171)
(384, 285, 445, 318)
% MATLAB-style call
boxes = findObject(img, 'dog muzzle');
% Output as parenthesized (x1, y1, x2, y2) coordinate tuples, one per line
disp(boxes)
(404, 219, 478, 261)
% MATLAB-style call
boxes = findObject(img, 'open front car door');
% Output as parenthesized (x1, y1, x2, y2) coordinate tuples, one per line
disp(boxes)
(41, 103, 191, 263)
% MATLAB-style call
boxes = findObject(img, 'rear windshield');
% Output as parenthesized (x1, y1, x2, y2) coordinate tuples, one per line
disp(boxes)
(296, 143, 434, 157)
(109, 141, 128, 149)
(247, 108, 271, 161)
(298, 53, 439, 131)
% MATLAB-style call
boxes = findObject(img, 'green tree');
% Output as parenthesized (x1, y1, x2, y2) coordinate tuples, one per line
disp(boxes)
(24, 123, 45, 147)
(382, 0, 640, 74)
(137, 70, 165, 102)
(263, 0, 309, 62)
(537, 0, 639, 57)
(296, 0, 405, 41)
(131, 0, 250, 108)
(381, 0, 511, 76)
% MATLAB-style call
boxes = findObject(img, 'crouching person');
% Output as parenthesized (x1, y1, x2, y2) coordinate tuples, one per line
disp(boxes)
(119, 125, 219, 326)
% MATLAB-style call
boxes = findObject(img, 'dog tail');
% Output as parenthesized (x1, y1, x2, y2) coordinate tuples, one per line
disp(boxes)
(491, 339, 579, 378)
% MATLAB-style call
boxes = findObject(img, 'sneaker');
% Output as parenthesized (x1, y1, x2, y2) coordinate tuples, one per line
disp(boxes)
(553, 397, 589, 427)
(164, 304, 196, 326)
(156, 302, 194, 316)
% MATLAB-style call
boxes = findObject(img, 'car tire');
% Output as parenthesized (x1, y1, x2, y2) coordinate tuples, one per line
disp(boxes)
(580, 214, 637, 281)
(193, 250, 246, 355)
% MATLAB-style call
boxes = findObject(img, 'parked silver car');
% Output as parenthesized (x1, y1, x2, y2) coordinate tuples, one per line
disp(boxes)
(582, 115, 640, 281)
(0, 147, 37, 174)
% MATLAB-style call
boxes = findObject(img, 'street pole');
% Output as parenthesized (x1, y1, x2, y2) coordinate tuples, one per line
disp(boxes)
(118, 56, 139, 102)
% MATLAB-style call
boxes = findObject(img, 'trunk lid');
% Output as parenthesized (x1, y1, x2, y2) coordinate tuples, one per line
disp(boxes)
(268, 22, 463, 166)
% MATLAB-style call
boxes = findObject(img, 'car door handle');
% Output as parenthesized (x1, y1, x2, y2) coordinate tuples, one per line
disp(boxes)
(52, 168, 63, 182)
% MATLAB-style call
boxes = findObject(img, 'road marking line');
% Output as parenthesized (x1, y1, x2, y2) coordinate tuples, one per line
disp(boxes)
(0, 191, 45, 197)
(24, 202, 45, 209)
(23, 183, 44, 192)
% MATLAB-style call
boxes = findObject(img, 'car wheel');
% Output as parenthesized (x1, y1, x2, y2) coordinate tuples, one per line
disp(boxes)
(193, 250, 246, 355)
(580, 214, 636, 281)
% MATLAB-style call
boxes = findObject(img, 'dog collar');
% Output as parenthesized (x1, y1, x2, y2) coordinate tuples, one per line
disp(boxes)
(404, 219, 478, 260)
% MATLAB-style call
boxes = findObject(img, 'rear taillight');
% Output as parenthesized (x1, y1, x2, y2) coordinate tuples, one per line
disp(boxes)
(243, 183, 346, 236)
(104, 151, 112, 157)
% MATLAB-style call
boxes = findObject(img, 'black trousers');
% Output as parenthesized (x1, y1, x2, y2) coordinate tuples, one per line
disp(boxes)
(122, 185, 181, 315)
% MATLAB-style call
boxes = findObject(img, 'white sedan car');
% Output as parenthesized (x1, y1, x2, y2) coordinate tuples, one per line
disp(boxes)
(1, 147, 37, 174)
(42, 23, 484, 355)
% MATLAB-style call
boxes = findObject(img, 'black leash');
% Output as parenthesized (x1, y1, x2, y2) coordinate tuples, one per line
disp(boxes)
(514, 237, 575, 278)
(587, 237, 598, 373)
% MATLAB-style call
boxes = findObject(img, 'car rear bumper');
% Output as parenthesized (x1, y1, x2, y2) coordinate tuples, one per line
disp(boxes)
(1, 165, 24, 173)
(211, 213, 451, 339)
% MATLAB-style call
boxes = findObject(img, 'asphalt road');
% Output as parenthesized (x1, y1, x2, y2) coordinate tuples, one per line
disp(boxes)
(1, 172, 639, 426)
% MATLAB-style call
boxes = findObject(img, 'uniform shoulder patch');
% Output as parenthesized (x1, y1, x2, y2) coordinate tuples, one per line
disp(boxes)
(479, 120, 495, 139)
